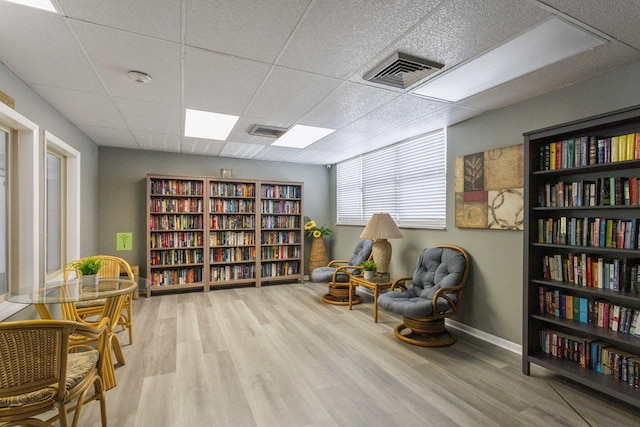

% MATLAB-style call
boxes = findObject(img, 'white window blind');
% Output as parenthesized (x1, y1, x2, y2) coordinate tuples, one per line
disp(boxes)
(337, 129, 446, 229)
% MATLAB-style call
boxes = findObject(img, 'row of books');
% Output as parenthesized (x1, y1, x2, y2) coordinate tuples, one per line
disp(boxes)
(542, 253, 640, 292)
(210, 214, 255, 230)
(537, 176, 640, 208)
(261, 185, 301, 199)
(210, 246, 256, 263)
(150, 197, 203, 213)
(261, 215, 300, 229)
(261, 231, 300, 245)
(537, 217, 639, 249)
(537, 133, 640, 171)
(210, 182, 255, 198)
(540, 287, 640, 335)
(210, 264, 256, 281)
(150, 267, 203, 286)
(210, 198, 254, 213)
(261, 261, 299, 277)
(149, 249, 204, 266)
(260, 200, 301, 214)
(260, 245, 301, 260)
(150, 179, 203, 196)
(150, 231, 203, 249)
(149, 214, 203, 231)
(209, 231, 256, 246)
(539, 329, 640, 387)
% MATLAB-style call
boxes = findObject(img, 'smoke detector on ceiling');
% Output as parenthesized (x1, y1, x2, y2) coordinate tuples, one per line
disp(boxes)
(128, 70, 152, 84)
(248, 124, 287, 138)
(364, 52, 443, 89)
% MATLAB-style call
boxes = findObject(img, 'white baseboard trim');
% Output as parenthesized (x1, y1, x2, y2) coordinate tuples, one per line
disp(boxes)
(446, 318, 522, 355)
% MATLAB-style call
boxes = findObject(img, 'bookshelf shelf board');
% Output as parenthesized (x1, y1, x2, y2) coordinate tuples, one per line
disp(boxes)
(527, 354, 640, 407)
(532, 279, 640, 303)
(531, 243, 640, 255)
(531, 314, 640, 346)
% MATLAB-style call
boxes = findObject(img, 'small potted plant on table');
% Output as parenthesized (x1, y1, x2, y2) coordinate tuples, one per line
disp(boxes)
(74, 257, 103, 287)
(361, 260, 376, 280)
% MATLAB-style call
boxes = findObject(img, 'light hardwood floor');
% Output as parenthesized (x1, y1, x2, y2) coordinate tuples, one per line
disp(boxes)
(77, 281, 640, 426)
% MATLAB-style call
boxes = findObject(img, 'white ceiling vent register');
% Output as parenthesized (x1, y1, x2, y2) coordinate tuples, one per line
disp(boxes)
(364, 52, 444, 89)
(248, 124, 288, 138)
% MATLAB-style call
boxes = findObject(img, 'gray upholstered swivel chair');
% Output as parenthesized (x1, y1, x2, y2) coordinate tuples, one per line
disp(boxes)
(378, 244, 470, 346)
(311, 239, 373, 305)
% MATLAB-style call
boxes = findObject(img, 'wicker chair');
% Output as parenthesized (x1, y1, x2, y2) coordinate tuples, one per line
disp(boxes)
(311, 239, 373, 305)
(0, 319, 108, 427)
(377, 245, 470, 347)
(64, 255, 135, 345)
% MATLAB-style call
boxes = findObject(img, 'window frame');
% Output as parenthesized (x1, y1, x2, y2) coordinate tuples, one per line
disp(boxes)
(44, 131, 80, 282)
(336, 128, 447, 229)
(0, 102, 39, 319)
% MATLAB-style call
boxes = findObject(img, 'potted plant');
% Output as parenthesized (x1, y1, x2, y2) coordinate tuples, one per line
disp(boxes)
(361, 259, 376, 280)
(74, 256, 103, 286)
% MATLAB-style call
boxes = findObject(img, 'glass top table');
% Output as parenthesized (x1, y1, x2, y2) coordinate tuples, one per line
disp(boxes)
(8, 277, 140, 390)
(7, 277, 139, 305)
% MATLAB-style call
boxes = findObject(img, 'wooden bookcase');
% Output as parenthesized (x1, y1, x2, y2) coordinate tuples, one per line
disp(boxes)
(147, 175, 206, 295)
(523, 105, 640, 408)
(209, 178, 258, 288)
(259, 181, 304, 285)
(146, 174, 303, 295)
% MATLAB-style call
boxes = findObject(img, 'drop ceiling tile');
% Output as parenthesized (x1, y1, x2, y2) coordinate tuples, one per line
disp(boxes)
(184, 47, 272, 115)
(250, 146, 299, 162)
(276, 0, 443, 79)
(560, 0, 640, 39)
(72, 21, 182, 105)
(307, 129, 369, 152)
(77, 125, 137, 148)
(343, 94, 447, 134)
(185, 0, 310, 63)
(32, 85, 127, 129)
(133, 132, 181, 152)
(114, 98, 181, 135)
(57, 0, 182, 42)
(246, 67, 341, 123)
(181, 138, 225, 156)
(218, 141, 266, 159)
(0, 3, 105, 93)
(299, 82, 398, 129)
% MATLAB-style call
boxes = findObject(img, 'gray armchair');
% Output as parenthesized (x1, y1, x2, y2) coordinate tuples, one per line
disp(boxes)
(377, 245, 470, 346)
(311, 239, 373, 305)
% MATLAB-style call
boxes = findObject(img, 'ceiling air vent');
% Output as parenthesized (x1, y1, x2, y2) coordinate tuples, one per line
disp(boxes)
(248, 124, 287, 138)
(364, 52, 443, 89)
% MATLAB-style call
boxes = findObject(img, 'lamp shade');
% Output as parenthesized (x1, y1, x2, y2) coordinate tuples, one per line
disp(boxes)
(360, 213, 403, 274)
(360, 213, 403, 240)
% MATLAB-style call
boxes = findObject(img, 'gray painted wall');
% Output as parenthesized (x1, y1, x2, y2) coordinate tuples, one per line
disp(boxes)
(97, 147, 331, 277)
(0, 63, 100, 270)
(330, 60, 640, 345)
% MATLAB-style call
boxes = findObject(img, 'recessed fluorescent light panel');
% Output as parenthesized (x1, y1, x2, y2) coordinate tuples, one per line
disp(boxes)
(184, 109, 239, 141)
(272, 125, 335, 148)
(412, 17, 606, 102)
(5, 0, 57, 12)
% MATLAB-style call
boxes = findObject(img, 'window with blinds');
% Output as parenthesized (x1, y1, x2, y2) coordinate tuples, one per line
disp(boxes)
(336, 129, 446, 229)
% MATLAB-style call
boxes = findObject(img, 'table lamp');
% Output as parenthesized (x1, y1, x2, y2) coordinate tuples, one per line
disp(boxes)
(360, 213, 403, 274)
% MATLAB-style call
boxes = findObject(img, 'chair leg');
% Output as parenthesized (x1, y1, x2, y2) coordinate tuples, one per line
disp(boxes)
(393, 317, 456, 347)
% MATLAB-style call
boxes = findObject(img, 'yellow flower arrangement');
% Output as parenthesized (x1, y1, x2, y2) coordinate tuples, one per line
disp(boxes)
(304, 216, 332, 238)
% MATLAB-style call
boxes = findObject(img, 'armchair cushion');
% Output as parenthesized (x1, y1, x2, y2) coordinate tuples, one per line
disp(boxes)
(378, 246, 467, 318)
(311, 239, 373, 283)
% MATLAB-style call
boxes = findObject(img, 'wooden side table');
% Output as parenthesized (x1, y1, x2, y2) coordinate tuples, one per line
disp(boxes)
(349, 274, 393, 322)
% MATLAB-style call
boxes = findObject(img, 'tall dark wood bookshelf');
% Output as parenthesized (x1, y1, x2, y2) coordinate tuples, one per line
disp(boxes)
(146, 174, 303, 296)
(523, 105, 640, 408)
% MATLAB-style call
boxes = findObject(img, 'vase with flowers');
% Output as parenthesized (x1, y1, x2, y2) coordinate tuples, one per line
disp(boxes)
(304, 216, 332, 274)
